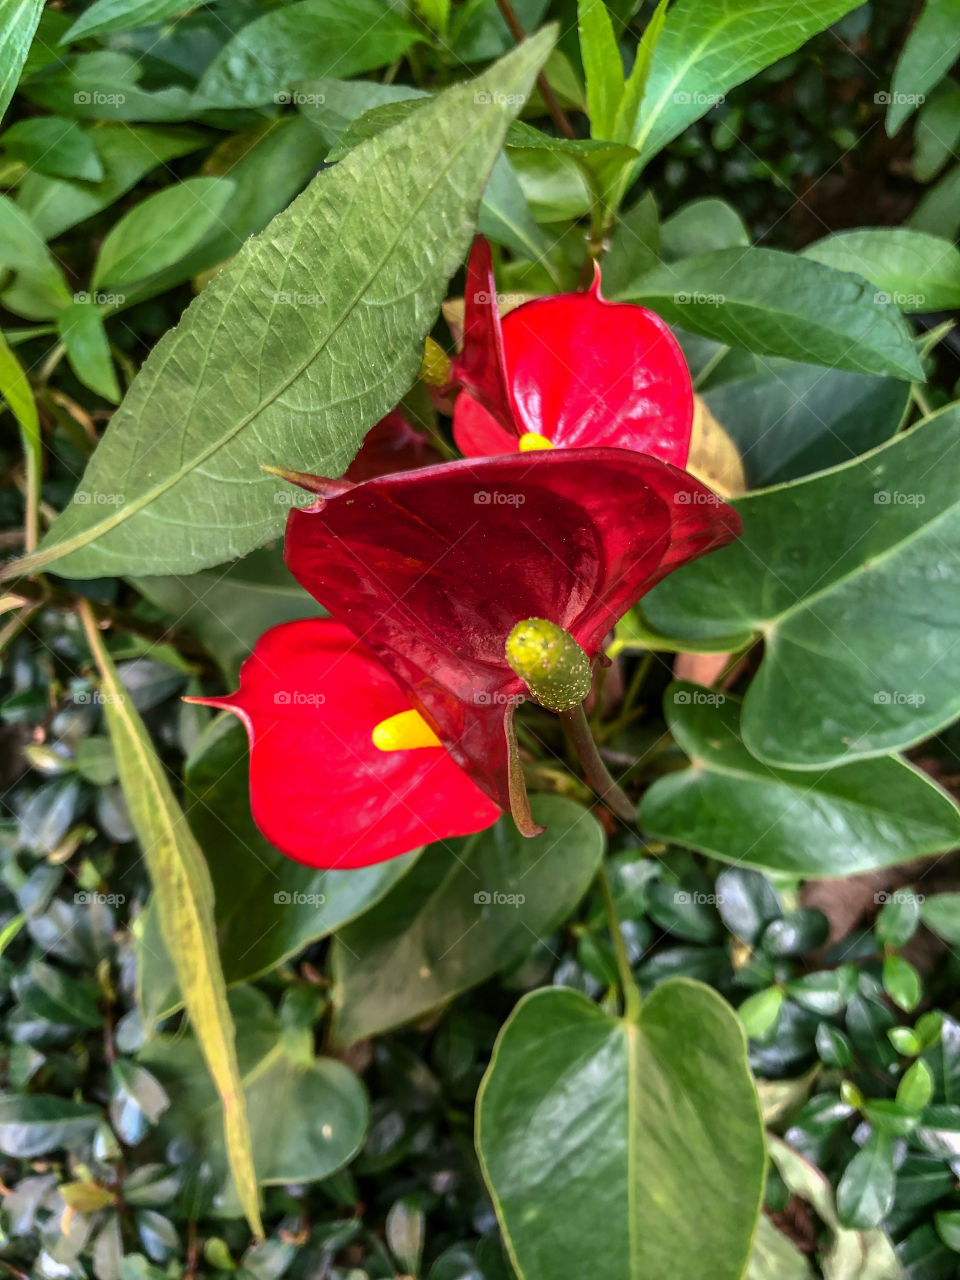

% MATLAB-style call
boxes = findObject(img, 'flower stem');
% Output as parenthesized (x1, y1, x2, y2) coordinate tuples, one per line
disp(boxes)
(598, 863, 641, 1021)
(558, 703, 635, 823)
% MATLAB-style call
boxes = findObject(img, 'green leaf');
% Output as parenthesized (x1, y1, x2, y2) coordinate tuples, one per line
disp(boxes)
(804, 228, 960, 312)
(875, 890, 921, 948)
(92, 177, 235, 292)
(194, 0, 418, 109)
(611, 0, 667, 147)
(140, 987, 367, 1211)
(578, 0, 623, 140)
(919, 892, 960, 944)
(816, 1024, 853, 1069)
(620, 247, 922, 380)
(898, 1060, 935, 1112)
(644, 407, 960, 767)
(332, 796, 604, 1045)
(910, 161, 960, 240)
(476, 981, 765, 1280)
(10, 32, 553, 580)
(883, 954, 922, 1013)
(17, 123, 207, 242)
(0, 195, 72, 317)
(702, 356, 909, 488)
(638, 685, 960, 875)
(0, 1094, 101, 1156)
(1, 116, 102, 181)
(746, 1216, 814, 1280)
(21, 51, 193, 122)
(836, 1132, 896, 1230)
(739, 987, 783, 1039)
(887, 0, 960, 135)
(913, 83, 960, 181)
(58, 299, 121, 404)
(631, 0, 860, 165)
(137, 716, 417, 1023)
(660, 197, 749, 258)
(79, 606, 262, 1237)
(62, 0, 193, 43)
(0, 0, 44, 125)
(935, 1209, 960, 1252)
(0, 325, 40, 549)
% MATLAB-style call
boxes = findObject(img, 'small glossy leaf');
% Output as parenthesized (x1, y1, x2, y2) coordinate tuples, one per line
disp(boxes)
(477, 981, 765, 1280)
(715, 868, 782, 944)
(898, 1060, 935, 1112)
(876, 891, 921, 948)
(919, 892, 960, 944)
(332, 797, 604, 1045)
(883, 954, 921, 1012)
(739, 987, 783, 1039)
(639, 686, 960, 875)
(0, 1095, 100, 1156)
(816, 1024, 852, 1069)
(836, 1132, 896, 1230)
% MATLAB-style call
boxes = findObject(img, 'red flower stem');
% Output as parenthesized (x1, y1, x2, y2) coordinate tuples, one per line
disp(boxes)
(558, 703, 635, 823)
(493, 0, 577, 139)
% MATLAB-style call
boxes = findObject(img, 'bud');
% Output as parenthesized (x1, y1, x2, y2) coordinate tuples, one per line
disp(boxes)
(505, 618, 592, 711)
(419, 335, 451, 387)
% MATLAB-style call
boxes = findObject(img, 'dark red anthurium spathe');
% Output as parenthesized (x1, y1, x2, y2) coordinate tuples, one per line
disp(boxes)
(187, 618, 499, 868)
(283, 449, 741, 829)
(344, 408, 441, 483)
(450, 237, 693, 463)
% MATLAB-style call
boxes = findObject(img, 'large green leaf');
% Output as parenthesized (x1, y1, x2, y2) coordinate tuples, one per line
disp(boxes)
(331, 796, 604, 1046)
(10, 33, 552, 580)
(631, 0, 860, 165)
(639, 685, 960, 876)
(702, 355, 909, 487)
(194, 0, 419, 109)
(644, 407, 960, 768)
(78, 606, 262, 1236)
(578, 0, 623, 140)
(476, 981, 765, 1280)
(804, 228, 960, 312)
(619, 248, 922, 380)
(887, 0, 960, 135)
(140, 987, 367, 1215)
(0, 0, 44, 125)
(138, 716, 417, 1023)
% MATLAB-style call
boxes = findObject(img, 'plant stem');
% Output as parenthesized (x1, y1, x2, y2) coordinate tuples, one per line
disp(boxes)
(597, 650, 654, 742)
(493, 0, 577, 139)
(558, 703, 635, 823)
(598, 863, 641, 1020)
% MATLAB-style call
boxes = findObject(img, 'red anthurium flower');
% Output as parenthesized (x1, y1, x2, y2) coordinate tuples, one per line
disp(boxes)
(450, 238, 693, 464)
(283, 449, 740, 829)
(189, 618, 499, 868)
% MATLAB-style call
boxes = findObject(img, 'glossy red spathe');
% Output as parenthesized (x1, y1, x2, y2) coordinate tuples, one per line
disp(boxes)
(190, 618, 499, 868)
(450, 238, 693, 463)
(284, 448, 740, 817)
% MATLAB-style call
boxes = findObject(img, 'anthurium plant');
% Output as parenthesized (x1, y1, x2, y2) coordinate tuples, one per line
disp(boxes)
(1, 2, 960, 1279)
